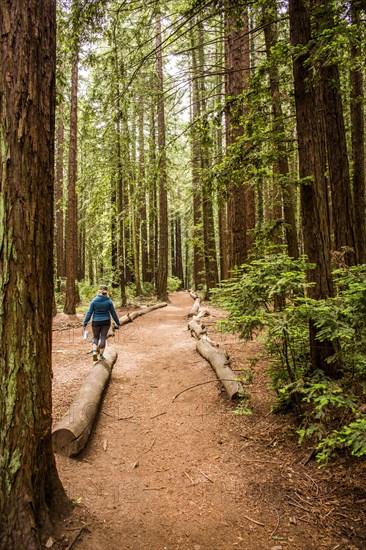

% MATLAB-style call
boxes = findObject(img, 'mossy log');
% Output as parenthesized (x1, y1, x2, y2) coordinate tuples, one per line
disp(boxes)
(196, 338, 242, 400)
(52, 347, 117, 457)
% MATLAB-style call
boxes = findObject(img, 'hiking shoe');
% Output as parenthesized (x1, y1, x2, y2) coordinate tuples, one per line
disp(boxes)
(99, 354, 106, 360)
(92, 351, 98, 361)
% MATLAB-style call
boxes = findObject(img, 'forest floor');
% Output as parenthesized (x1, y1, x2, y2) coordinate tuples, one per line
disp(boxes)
(51, 291, 366, 550)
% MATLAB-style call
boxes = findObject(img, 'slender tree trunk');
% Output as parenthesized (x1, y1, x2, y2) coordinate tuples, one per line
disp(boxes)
(155, 14, 169, 301)
(350, 0, 366, 264)
(190, 25, 205, 289)
(121, 114, 133, 284)
(88, 238, 94, 284)
(138, 96, 149, 284)
(111, 178, 118, 286)
(117, 127, 127, 305)
(225, 6, 250, 269)
(64, 45, 79, 313)
(78, 223, 85, 280)
(216, 121, 229, 281)
(147, 98, 157, 284)
(130, 108, 142, 295)
(175, 215, 184, 285)
(55, 101, 65, 278)
(171, 217, 176, 277)
(198, 22, 218, 297)
(262, 1, 298, 258)
(289, 0, 340, 377)
(215, 17, 229, 281)
(0, 2, 69, 547)
(112, 25, 127, 305)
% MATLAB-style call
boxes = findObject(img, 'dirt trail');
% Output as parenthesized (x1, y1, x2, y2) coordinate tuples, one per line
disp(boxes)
(52, 292, 366, 550)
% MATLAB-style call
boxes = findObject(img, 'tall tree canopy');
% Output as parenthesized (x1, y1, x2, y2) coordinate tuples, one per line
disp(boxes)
(1, 0, 366, 541)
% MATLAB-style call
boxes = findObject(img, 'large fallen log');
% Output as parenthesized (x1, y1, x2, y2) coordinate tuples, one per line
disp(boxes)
(119, 301, 168, 326)
(188, 318, 207, 339)
(196, 338, 242, 400)
(52, 347, 117, 457)
(188, 290, 201, 318)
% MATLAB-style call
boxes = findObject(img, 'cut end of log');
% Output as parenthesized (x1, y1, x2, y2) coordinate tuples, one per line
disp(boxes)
(52, 349, 117, 457)
(52, 428, 81, 457)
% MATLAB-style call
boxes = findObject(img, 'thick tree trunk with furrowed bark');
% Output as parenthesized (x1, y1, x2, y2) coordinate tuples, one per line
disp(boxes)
(0, 2, 70, 547)
(289, 0, 340, 377)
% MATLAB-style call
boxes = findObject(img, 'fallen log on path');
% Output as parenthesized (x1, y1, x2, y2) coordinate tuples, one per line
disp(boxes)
(52, 347, 117, 457)
(188, 318, 207, 339)
(196, 338, 242, 400)
(119, 301, 168, 326)
(187, 297, 243, 400)
(188, 290, 201, 318)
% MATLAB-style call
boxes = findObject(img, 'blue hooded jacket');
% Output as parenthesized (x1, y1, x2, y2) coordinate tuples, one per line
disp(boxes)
(82, 295, 120, 327)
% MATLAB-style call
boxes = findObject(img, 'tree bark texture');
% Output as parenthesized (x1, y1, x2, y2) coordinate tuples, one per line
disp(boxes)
(175, 215, 184, 285)
(138, 95, 149, 284)
(111, 177, 118, 286)
(64, 45, 79, 314)
(314, 1, 356, 265)
(155, 14, 169, 301)
(0, 2, 69, 547)
(215, 15, 229, 281)
(190, 24, 205, 289)
(225, 7, 251, 269)
(350, 1, 366, 264)
(289, 0, 339, 376)
(55, 101, 65, 278)
(197, 22, 219, 298)
(52, 348, 117, 457)
(262, 1, 299, 259)
(147, 95, 157, 284)
(187, 296, 242, 400)
(196, 338, 242, 400)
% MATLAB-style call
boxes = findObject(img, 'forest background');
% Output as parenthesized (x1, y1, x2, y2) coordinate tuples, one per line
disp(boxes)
(56, 0, 366, 463)
(1, 0, 366, 548)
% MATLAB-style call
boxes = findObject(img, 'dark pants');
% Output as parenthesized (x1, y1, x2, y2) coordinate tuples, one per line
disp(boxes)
(92, 323, 110, 349)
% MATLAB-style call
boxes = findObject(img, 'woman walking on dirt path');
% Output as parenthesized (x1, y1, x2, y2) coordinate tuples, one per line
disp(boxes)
(82, 285, 121, 361)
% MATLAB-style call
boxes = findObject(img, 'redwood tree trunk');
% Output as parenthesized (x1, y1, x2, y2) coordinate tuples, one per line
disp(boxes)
(198, 22, 218, 297)
(55, 101, 65, 278)
(147, 96, 157, 285)
(225, 6, 251, 269)
(138, 96, 149, 284)
(112, 25, 127, 304)
(315, 1, 356, 265)
(175, 215, 184, 285)
(289, 0, 339, 377)
(190, 24, 205, 289)
(350, 0, 366, 264)
(111, 177, 118, 286)
(64, 44, 79, 313)
(155, 14, 169, 301)
(263, 1, 299, 259)
(0, 2, 69, 547)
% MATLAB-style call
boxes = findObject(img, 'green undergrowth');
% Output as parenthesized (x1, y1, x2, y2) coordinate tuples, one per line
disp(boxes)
(55, 277, 183, 312)
(212, 252, 366, 465)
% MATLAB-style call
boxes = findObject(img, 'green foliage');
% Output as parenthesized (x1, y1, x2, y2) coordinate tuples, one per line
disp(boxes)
(212, 253, 313, 339)
(297, 371, 357, 448)
(167, 276, 183, 293)
(316, 417, 366, 464)
(214, 254, 366, 464)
